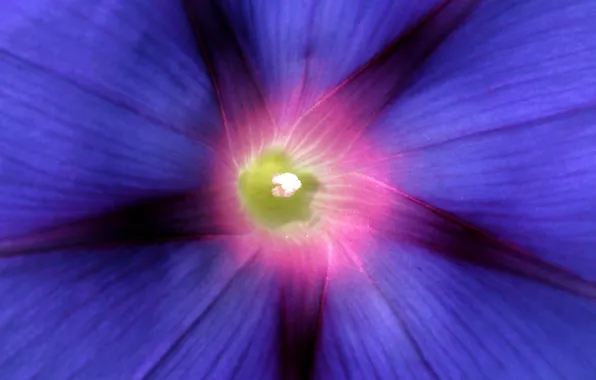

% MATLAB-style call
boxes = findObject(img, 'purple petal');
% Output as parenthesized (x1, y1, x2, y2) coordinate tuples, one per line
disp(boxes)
(0, 242, 278, 378)
(334, 238, 596, 379)
(316, 265, 438, 379)
(371, 0, 596, 278)
(217, 0, 444, 122)
(0, 0, 218, 238)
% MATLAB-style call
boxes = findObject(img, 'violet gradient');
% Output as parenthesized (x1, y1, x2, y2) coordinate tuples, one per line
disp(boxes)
(1, 0, 596, 379)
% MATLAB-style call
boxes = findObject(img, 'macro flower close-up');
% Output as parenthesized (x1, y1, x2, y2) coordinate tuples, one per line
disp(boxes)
(1, 0, 596, 379)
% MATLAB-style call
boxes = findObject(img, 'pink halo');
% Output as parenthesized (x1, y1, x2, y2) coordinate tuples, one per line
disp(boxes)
(208, 99, 393, 274)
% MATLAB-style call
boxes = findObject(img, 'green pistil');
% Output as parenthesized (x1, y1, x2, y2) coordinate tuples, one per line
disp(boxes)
(238, 149, 319, 229)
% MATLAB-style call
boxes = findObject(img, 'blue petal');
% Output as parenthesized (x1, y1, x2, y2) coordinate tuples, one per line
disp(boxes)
(317, 237, 596, 379)
(0, 0, 219, 238)
(0, 242, 278, 379)
(317, 266, 437, 379)
(218, 0, 443, 121)
(371, 0, 596, 278)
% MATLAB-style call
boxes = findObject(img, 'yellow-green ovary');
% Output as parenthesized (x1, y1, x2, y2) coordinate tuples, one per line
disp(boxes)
(238, 149, 319, 229)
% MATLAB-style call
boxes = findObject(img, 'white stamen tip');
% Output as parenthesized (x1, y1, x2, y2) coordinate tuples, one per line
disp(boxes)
(272, 173, 302, 198)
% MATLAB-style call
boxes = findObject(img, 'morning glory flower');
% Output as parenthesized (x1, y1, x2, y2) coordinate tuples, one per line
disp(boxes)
(1, 0, 595, 379)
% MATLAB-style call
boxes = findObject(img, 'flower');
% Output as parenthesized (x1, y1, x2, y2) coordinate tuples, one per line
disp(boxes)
(1, 0, 596, 379)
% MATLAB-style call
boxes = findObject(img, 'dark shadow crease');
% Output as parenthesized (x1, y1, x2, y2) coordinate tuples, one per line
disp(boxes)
(382, 190, 596, 300)
(183, 0, 276, 142)
(0, 191, 242, 257)
(277, 258, 329, 380)
(291, 0, 483, 141)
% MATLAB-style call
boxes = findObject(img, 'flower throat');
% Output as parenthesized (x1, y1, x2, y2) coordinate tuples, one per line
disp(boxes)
(238, 149, 320, 230)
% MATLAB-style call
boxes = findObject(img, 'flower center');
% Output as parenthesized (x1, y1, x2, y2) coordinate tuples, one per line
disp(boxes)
(238, 149, 320, 230)
(271, 172, 302, 198)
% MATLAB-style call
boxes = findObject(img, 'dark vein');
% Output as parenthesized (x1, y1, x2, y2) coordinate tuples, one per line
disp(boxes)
(370, 178, 596, 300)
(184, 0, 276, 163)
(288, 0, 482, 145)
(278, 259, 329, 380)
(0, 191, 245, 257)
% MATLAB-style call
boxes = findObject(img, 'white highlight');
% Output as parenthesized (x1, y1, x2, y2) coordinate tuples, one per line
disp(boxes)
(272, 173, 302, 198)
